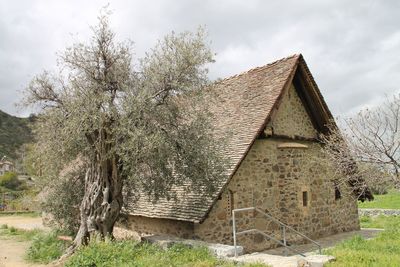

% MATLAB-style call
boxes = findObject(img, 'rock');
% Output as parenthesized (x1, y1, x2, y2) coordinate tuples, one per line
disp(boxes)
(297, 258, 310, 267)
(208, 243, 243, 257)
(142, 235, 243, 257)
(303, 255, 335, 267)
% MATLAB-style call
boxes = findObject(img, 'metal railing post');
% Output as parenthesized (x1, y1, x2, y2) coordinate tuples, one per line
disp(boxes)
(232, 210, 237, 257)
(282, 225, 287, 256)
(232, 207, 322, 257)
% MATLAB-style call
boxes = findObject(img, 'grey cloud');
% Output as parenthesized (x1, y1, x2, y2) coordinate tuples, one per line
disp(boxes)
(0, 0, 399, 118)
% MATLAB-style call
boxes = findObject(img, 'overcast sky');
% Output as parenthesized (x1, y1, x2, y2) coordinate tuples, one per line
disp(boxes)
(0, 0, 399, 118)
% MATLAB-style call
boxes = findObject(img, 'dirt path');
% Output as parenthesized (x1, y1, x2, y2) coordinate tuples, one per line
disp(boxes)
(0, 238, 46, 267)
(0, 216, 48, 267)
(0, 216, 47, 231)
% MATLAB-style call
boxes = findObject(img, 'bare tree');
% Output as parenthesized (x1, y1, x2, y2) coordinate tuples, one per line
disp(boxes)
(24, 11, 226, 254)
(320, 94, 400, 199)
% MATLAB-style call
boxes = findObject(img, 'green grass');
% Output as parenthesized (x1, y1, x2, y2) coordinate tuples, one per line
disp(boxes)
(325, 216, 400, 266)
(1, 224, 266, 266)
(0, 224, 43, 240)
(65, 241, 267, 267)
(360, 215, 400, 229)
(358, 190, 400, 209)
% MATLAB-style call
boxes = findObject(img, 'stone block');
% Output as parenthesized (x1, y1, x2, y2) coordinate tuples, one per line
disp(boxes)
(302, 255, 335, 267)
(143, 235, 243, 258)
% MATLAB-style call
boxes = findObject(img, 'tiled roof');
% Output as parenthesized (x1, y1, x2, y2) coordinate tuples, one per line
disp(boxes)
(126, 54, 302, 223)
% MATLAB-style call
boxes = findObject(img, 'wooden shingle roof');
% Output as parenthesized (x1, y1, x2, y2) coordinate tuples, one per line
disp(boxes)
(127, 54, 319, 223)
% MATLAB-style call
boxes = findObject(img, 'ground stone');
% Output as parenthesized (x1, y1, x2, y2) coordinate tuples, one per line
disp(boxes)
(303, 255, 335, 267)
(142, 235, 243, 257)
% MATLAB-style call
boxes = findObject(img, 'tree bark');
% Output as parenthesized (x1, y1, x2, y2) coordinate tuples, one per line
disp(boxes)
(65, 153, 123, 255)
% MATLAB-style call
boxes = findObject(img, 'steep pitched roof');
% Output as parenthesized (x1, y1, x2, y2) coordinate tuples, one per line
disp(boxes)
(126, 54, 336, 223)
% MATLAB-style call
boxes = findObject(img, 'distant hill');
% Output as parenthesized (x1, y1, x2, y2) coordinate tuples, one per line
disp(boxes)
(0, 110, 34, 159)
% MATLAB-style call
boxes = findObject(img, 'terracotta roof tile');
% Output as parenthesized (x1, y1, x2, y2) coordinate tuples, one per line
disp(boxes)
(126, 54, 301, 222)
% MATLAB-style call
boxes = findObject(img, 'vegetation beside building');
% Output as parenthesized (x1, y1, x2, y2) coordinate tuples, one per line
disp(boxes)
(358, 190, 400, 209)
(0, 110, 33, 160)
(326, 216, 400, 267)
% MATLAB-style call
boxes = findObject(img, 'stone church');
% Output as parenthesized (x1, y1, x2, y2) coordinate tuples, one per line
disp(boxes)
(120, 54, 370, 252)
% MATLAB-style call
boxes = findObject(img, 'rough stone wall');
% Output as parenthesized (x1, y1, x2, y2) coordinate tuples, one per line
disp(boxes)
(120, 82, 359, 252)
(117, 215, 195, 240)
(194, 83, 359, 252)
(194, 139, 359, 252)
(268, 84, 317, 139)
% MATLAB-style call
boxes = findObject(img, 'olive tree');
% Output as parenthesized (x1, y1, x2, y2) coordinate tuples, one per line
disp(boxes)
(24, 12, 226, 253)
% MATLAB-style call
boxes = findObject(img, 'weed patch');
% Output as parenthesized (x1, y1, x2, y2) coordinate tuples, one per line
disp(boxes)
(360, 215, 400, 229)
(26, 231, 70, 263)
(65, 241, 267, 267)
(0, 224, 42, 240)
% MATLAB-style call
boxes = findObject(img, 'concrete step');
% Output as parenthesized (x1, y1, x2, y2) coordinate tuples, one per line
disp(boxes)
(235, 253, 334, 267)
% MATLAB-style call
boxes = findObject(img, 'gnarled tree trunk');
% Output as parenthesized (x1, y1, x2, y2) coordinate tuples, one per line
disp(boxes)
(65, 153, 123, 255)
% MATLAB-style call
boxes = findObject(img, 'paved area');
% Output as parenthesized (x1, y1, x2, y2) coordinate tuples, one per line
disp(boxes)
(234, 228, 382, 267)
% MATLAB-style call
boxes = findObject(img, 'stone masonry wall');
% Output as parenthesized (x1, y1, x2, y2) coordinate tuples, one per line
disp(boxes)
(117, 215, 195, 240)
(121, 82, 359, 252)
(270, 84, 317, 139)
(194, 83, 359, 252)
(194, 139, 359, 252)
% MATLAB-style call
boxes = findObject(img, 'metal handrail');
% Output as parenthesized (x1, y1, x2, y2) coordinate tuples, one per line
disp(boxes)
(236, 228, 306, 257)
(232, 207, 322, 257)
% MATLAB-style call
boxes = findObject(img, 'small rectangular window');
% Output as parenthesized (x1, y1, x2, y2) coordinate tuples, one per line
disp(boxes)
(302, 191, 308, 207)
(334, 182, 342, 200)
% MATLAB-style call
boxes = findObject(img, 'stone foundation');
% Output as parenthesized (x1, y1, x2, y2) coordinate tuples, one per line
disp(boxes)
(116, 214, 194, 240)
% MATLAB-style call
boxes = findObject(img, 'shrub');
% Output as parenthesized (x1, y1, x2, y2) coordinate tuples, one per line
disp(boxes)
(41, 169, 85, 235)
(0, 172, 22, 190)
